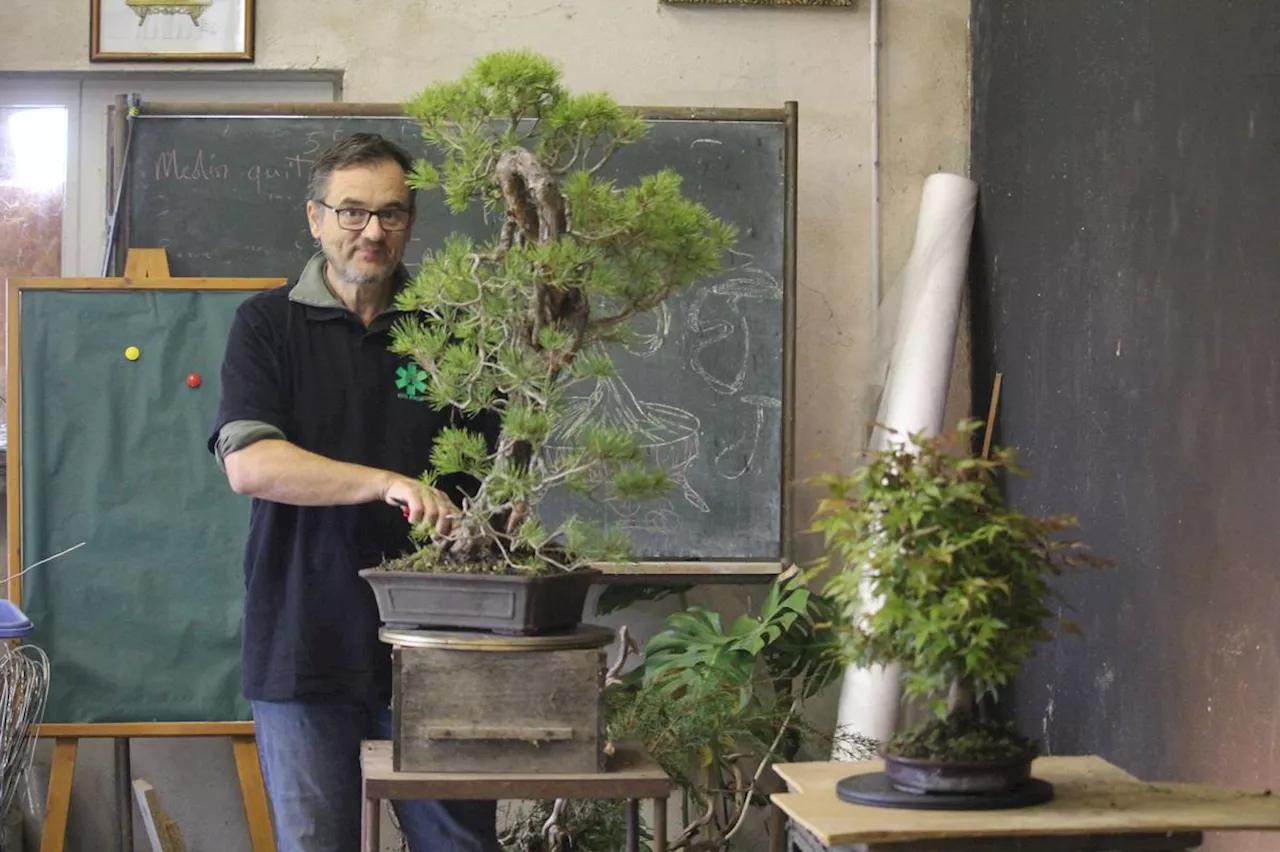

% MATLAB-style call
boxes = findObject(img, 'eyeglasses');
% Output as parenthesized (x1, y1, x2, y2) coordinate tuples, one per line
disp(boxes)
(316, 200, 412, 232)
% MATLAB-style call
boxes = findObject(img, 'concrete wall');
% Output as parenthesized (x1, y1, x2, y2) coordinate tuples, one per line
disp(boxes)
(2, 0, 971, 848)
(971, 4, 1280, 851)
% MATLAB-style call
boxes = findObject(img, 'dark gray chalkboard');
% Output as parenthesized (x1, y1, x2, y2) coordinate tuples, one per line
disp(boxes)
(971, 0, 1280, 796)
(121, 106, 795, 563)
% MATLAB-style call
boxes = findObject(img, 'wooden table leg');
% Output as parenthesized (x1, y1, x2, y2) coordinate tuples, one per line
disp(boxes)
(768, 800, 786, 852)
(652, 795, 667, 852)
(361, 796, 380, 852)
(625, 798, 640, 852)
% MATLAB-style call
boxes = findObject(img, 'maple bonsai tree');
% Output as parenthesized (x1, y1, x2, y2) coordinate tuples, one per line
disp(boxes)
(811, 420, 1106, 770)
(386, 50, 736, 575)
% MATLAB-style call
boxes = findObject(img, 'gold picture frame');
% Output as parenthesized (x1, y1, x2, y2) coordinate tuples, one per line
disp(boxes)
(661, 0, 854, 5)
(91, 0, 255, 62)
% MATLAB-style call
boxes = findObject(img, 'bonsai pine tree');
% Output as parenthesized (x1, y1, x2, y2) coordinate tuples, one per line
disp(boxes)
(811, 420, 1106, 761)
(389, 50, 737, 575)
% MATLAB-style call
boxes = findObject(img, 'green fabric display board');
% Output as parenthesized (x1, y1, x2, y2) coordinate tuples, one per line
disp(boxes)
(17, 287, 263, 724)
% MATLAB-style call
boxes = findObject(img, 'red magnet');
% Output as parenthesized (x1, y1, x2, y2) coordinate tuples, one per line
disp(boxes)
(187, 373, 202, 388)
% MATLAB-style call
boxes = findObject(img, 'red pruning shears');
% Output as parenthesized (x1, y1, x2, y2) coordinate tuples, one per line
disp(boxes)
(391, 497, 411, 519)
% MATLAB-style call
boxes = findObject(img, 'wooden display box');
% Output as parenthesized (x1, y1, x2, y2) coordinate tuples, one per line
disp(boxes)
(386, 626, 612, 774)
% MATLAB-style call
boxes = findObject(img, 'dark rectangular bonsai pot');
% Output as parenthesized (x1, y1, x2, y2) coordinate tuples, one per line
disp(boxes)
(358, 568, 598, 635)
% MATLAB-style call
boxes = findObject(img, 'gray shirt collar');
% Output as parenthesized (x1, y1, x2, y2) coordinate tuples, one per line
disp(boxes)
(289, 251, 410, 316)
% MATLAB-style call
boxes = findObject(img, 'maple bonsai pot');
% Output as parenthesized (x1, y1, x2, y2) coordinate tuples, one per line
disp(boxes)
(877, 715, 1039, 795)
(881, 750, 1034, 796)
(358, 564, 598, 635)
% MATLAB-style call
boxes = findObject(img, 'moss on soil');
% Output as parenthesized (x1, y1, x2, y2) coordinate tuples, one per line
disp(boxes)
(887, 717, 1038, 763)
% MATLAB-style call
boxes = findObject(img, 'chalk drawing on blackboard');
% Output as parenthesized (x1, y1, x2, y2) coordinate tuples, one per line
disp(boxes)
(620, 303, 671, 358)
(715, 394, 782, 480)
(685, 251, 783, 482)
(688, 252, 783, 397)
(547, 364, 708, 532)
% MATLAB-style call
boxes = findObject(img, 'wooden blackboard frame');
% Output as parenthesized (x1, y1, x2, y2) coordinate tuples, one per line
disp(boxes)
(109, 100, 801, 582)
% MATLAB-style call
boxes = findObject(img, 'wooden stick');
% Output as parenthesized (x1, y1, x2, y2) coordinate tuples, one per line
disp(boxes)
(133, 780, 186, 852)
(981, 372, 1004, 460)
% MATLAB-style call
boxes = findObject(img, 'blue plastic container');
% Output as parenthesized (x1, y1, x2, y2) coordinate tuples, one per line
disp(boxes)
(0, 599, 33, 638)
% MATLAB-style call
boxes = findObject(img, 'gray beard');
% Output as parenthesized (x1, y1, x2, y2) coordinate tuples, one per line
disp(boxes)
(335, 265, 384, 286)
(327, 250, 393, 288)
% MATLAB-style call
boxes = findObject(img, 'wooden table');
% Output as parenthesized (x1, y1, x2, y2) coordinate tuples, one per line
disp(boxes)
(360, 740, 672, 852)
(770, 755, 1280, 852)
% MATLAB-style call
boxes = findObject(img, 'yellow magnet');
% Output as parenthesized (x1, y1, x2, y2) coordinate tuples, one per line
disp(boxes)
(124, 346, 140, 361)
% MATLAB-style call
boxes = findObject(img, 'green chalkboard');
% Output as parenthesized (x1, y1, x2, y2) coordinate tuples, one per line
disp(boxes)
(20, 289, 256, 723)
(120, 104, 796, 564)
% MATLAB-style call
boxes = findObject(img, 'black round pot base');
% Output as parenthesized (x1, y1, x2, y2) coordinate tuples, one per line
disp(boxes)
(836, 773, 1054, 810)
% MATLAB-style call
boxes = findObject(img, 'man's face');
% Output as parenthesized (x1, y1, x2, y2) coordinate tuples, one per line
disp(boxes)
(306, 160, 415, 287)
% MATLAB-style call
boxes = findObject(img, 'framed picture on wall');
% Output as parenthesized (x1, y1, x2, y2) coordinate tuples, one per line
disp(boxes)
(660, 0, 853, 5)
(90, 0, 255, 62)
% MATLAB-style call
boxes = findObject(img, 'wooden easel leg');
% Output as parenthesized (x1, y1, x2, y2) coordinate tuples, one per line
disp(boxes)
(40, 738, 78, 852)
(231, 735, 275, 852)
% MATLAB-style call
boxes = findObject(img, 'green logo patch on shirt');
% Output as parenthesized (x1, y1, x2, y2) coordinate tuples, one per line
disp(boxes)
(395, 363, 428, 401)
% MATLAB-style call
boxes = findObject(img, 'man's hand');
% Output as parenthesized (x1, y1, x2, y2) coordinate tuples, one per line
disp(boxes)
(384, 477, 458, 537)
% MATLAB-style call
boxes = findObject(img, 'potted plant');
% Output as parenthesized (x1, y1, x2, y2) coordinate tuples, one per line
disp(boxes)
(358, 50, 737, 634)
(497, 573, 877, 850)
(810, 419, 1106, 796)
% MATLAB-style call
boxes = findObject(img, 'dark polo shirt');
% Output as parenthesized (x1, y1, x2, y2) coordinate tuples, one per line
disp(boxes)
(209, 252, 491, 704)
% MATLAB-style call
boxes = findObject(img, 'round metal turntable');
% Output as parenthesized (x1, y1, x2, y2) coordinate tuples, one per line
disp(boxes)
(379, 623, 617, 652)
(836, 773, 1055, 811)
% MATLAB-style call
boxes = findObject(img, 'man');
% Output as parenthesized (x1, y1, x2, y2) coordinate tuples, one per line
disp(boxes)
(208, 133, 498, 852)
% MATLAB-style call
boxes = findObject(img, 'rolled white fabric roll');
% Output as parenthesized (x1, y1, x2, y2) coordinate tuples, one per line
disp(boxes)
(833, 171, 978, 756)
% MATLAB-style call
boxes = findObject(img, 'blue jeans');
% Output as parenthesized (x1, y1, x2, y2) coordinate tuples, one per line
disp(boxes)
(252, 700, 499, 852)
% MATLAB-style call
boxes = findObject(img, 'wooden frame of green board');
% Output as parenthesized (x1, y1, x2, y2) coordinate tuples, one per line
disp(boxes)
(6, 249, 280, 852)
(112, 100, 800, 582)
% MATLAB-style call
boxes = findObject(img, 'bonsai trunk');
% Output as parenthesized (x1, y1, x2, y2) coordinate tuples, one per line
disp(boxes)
(437, 147, 592, 568)
(946, 675, 975, 723)
(495, 146, 589, 367)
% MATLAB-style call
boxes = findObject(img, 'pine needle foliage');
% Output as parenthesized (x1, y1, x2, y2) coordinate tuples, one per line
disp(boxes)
(392, 51, 738, 574)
